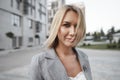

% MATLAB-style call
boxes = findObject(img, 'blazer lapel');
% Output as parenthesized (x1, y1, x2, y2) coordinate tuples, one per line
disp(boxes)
(75, 48, 92, 80)
(45, 48, 92, 80)
(45, 48, 69, 80)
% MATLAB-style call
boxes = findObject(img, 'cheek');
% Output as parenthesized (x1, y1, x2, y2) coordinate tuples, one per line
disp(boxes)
(58, 27, 67, 36)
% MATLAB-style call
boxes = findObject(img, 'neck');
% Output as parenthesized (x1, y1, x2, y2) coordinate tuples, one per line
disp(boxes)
(55, 43, 74, 57)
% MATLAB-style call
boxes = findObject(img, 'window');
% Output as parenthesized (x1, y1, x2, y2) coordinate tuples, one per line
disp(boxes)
(11, 0, 22, 10)
(11, 0, 13, 7)
(53, 9, 56, 14)
(48, 10, 51, 16)
(38, 3, 46, 19)
(27, 0, 32, 15)
(49, 18, 53, 23)
(16, 0, 21, 10)
(12, 37, 17, 48)
(51, 2, 55, 9)
(29, 37, 33, 42)
(51, 1, 58, 9)
(31, 0, 35, 16)
(38, 3, 42, 19)
(26, 0, 35, 16)
(36, 21, 42, 32)
(28, 19, 32, 29)
(12, 14, 21, 27)
(19, 36, 22, 46)
(23, 0, 29, 14)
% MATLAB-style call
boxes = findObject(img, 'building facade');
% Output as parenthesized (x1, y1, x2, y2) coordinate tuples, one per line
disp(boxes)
(0, 0, 48, 51)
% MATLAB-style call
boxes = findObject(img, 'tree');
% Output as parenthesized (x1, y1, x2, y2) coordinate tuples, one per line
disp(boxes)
(111, 26, 115, 34)
(107, 32, 113, 44)
(100, 28, 105, 36)
(93, 32, 100, 41)
(86, 32, 90, 36)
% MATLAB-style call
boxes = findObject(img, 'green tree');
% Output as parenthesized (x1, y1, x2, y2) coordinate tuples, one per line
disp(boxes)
(93, 32, 100, 41)
(100, 28, 105, 36)
(111, 26, 115, 34)
(86, 32, 90, 36)
(107, 31, 113, 44)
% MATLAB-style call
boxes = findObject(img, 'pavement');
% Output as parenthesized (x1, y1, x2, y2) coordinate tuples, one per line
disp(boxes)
(0, 65, 29, 80)
(80, 48, 120, 80)
(0, 47, 120, 80)
(0, 46, 44, 80)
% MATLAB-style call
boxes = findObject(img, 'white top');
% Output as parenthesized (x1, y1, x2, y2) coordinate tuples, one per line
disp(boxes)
(69, 72, 87, 80)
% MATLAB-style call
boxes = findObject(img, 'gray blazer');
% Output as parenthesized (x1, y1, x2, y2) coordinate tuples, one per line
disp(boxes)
(29, 48, 92, 80)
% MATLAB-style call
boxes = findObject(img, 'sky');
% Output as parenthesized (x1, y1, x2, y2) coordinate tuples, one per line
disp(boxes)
(66, 0, 120, 34)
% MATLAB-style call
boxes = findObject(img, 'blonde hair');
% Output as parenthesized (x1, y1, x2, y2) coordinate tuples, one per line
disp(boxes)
(45, 5, 86, 48)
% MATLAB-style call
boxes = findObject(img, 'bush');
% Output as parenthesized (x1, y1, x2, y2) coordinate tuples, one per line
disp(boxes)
(117, 44, 120, 48)
(107, 43, 117, 48)
(107, 44, 111, 48)
(113, 41, 116, 44)
(88, 43, 91, 46)
(112, 44, 117, 48)
(118, 38, 120, 44)
(82, 43, 86, 46)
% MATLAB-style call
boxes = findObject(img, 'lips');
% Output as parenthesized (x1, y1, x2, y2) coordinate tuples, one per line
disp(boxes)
(66, 37, 75, 42)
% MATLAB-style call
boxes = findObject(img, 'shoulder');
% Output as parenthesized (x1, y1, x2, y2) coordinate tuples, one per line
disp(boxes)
(30, 48, 52, 80)
(31, 48, 52, 64)
(75, 47, 88, 59)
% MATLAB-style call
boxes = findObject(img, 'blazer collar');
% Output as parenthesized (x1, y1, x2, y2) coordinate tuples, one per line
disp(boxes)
(45, 48, 69, 80)
(44, 48, 89, 80)
(44, 48, 79, 59)
(44, 48, 58, 59)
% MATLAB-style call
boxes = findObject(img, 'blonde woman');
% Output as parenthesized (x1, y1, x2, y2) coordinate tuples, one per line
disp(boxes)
(30, 5, 92, 80)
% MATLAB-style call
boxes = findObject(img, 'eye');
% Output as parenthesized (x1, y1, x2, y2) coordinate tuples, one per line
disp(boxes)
(63, 23, 70, 28)
(74, 24, 77, 28)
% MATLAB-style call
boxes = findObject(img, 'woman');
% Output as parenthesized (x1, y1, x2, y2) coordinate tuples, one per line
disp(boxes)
(30, 5, 92, 80)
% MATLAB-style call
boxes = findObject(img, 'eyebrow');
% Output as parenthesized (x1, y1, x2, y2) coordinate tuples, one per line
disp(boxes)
(62, 21, 77, 26)
(62, 21, 70, 24)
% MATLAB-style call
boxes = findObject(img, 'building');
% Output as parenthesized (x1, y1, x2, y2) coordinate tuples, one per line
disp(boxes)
(112, 33, 120, 43)
(47, 0, 65, 35)
(84, 36, 94, 41)
(0, 0, 48, 51)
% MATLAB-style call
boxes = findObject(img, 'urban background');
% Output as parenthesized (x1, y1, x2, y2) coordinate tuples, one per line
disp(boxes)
(0, 0, 120, 80)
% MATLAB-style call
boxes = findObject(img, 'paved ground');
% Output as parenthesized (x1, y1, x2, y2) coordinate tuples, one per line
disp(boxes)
(0, 46, 43, 80)
(80, 49, 120, 80)
(0, 48, 120, 80)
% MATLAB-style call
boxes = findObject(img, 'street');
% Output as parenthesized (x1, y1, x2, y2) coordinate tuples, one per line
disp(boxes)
(0, 47, 120, 80)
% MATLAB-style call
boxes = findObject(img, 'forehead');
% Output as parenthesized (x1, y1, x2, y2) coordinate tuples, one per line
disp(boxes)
(62, 10, 78, 23)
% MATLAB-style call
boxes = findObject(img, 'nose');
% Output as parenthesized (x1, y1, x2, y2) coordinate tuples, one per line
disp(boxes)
(69, 26, 75, 36)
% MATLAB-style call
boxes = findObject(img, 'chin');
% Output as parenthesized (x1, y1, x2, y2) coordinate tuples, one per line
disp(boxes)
(64, 43, 75, 47)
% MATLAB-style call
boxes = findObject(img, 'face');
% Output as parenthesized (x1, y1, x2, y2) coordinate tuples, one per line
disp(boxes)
(57, 10, 78, 47)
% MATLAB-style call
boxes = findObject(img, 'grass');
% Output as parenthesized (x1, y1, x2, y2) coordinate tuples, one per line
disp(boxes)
(79, 44, 120, 50)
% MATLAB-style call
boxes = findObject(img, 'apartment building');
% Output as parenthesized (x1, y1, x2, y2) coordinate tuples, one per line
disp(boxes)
(0, 0, 48, 51)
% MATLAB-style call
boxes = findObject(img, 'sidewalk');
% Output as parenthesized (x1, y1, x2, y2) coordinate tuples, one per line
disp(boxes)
(0, 65, 29, 80)
(0, 45, 44, 57)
